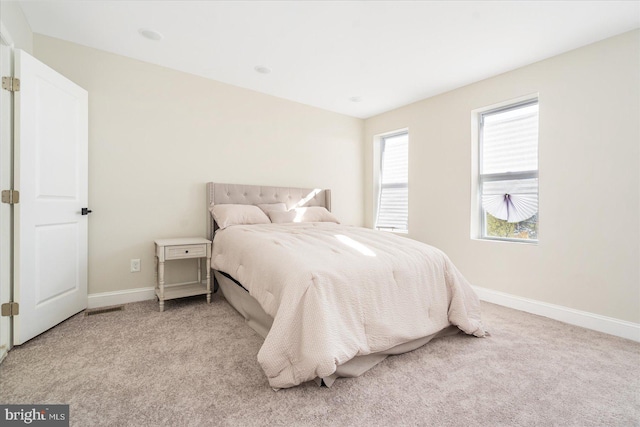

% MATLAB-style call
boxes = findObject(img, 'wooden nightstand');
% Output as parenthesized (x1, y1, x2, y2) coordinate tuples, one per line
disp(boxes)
(154, 237, 212, 312)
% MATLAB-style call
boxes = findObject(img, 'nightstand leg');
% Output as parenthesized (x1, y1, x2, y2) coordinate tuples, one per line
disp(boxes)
(206, 256, 211, 304)
(158, 260, 165, 312)
(197, 258, 202, 283)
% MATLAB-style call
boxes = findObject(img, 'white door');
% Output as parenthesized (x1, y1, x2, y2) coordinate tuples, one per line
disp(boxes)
(13, 49, 88, 345)
(0, 36, 13, 359)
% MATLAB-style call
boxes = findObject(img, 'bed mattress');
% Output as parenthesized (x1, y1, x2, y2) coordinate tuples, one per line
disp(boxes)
(212, 222, 485, 389)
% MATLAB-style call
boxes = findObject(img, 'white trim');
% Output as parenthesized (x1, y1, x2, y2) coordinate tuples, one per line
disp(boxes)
(470, 93, 539, 242)
(87, 286, 155, 309)
(88, 284, 640, 342)
(86, 281, 209, 309)
(471, 93, 540, 117)
(373, 128, 409, 232)
(473, 285, 640, 342)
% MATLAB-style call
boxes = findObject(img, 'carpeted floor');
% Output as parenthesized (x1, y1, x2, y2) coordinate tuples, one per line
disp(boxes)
(1, 293, 638, 427)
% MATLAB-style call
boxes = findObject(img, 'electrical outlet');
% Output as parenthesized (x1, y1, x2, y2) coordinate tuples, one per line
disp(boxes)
(130, 259, 141, 273)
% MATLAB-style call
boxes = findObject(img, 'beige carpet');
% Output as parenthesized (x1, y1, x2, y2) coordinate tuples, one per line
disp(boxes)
(1, 294, 638, 427)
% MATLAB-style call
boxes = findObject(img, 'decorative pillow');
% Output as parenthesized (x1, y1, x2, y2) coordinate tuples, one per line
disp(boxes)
(210, 204, 270, 230)
(257, 203, 287, 214)
(268, 210, 297, 224)
(294, 207, 340, 223)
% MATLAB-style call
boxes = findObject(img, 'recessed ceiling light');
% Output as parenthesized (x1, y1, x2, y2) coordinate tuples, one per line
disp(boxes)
(254, 66, 272, 74)
(349, 96, 363, 103)
(139, 28, 164, 41)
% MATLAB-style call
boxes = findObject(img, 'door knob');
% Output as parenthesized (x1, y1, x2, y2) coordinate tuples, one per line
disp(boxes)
(81, 208, 92, 215)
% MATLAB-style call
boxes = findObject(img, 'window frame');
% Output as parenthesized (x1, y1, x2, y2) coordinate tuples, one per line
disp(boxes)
(477, 98, 539, 243)
(374, 129, 409, 233)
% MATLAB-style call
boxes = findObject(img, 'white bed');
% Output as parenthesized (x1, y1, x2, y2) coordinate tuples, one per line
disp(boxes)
(207, 182, 485, 389)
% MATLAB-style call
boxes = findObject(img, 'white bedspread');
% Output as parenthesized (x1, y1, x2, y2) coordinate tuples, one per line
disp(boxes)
(212, 223, 485, 389)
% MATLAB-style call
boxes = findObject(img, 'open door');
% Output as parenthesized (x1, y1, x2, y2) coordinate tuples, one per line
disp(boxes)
(13, 49, 88, 345)
(0, 34, 13, 360)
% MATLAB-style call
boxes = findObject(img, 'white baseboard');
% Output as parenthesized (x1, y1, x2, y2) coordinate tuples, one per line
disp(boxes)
(87, 286, 155, 309)
(87, 284, 640, 342)
(472, 285, 640, 343)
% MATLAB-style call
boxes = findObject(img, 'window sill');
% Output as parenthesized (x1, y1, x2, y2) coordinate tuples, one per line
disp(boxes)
(472, 236, 538, 245)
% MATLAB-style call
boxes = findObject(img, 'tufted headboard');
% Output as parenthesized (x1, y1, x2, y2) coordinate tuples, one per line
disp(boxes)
(206, 182, 332, 239)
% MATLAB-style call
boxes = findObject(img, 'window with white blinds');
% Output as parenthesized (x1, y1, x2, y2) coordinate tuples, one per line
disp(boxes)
(376, 131, 408, 232)
(480, 100, 539, 241)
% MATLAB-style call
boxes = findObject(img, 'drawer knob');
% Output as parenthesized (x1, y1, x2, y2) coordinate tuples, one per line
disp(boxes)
(185, 250, 189, 253)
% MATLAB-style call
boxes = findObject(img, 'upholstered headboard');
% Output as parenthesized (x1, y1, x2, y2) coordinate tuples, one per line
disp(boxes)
(206, 183, 332, 239)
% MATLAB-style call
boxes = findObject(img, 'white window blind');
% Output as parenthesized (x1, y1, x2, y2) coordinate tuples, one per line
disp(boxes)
(480, 100, 539, 241)
(376, 132, 408, 231)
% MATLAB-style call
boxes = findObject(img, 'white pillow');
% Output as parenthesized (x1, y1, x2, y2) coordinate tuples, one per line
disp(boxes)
(210, 204, 270, 230)
(257, 203, 287, 214)
(294, 207, 340, 223)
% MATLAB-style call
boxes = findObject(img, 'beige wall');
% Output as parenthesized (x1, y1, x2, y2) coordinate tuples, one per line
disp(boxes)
(364, 31, 640, 323)
(28, 30, 640, 324)
(34, 35, 364, 294)
(364, 30, 640, 324)
(0, 1, 33, 52)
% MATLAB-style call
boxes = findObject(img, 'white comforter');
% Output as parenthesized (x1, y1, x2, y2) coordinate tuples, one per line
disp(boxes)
(212, 223, 485, 389)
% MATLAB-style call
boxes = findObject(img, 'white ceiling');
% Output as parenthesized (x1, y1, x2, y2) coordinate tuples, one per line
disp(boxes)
(18, 1, 640, 118)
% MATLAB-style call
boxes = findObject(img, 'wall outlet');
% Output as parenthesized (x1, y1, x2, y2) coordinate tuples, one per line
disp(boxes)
(130, 258, 141, 273)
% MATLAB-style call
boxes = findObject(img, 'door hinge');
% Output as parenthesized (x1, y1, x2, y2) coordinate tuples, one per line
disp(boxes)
(1, 76, 20, 92)
(1, 190, 19, 204)
(1, 302, 19, 317)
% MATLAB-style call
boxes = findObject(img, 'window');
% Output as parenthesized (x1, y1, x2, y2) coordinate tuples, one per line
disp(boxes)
(479, 99, 539, 242)
(375, 131, 408, 232)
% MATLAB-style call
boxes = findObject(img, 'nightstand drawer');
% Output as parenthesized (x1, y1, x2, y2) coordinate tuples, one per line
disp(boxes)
(165, 244, 207, 260)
